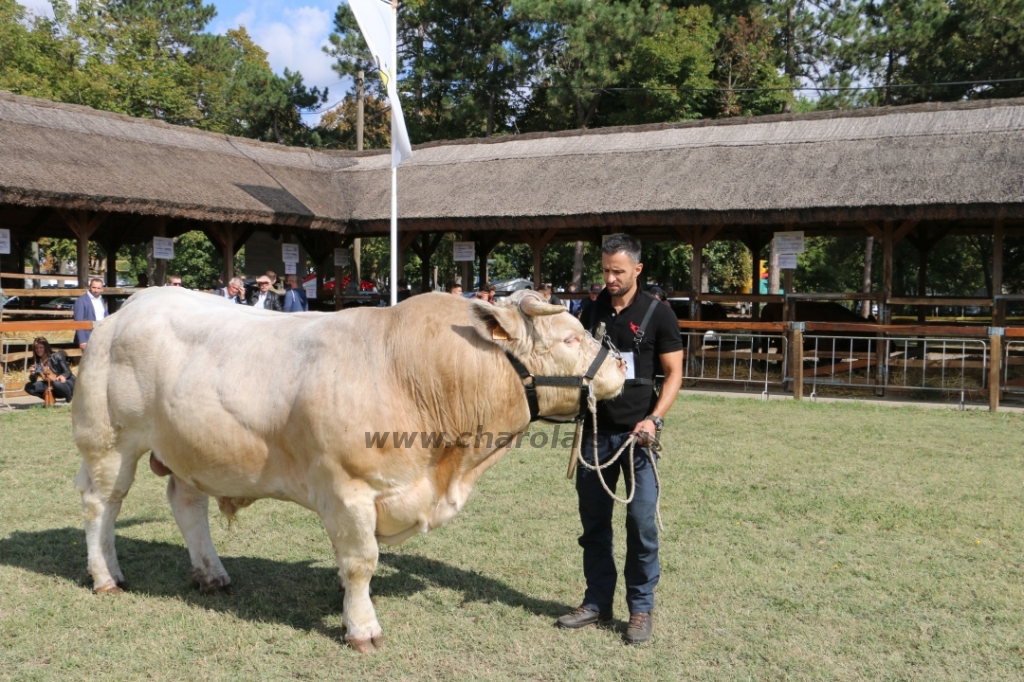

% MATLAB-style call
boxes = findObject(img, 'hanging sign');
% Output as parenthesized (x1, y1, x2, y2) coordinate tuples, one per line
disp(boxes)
(152, 237, 174, 260)
(303, 277, 317, 300)
(284, 262, 297, 275)
(0, 228, 10, 255)
(453, 241, 475, 262)
(334, 248, 351, 267)
(282, 243, 300, 264)
(778, 254, 798, 270)
(774, 232, 805, 254)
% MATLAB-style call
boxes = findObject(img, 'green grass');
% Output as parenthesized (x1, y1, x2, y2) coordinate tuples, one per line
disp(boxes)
(2, 397, 1023, 681)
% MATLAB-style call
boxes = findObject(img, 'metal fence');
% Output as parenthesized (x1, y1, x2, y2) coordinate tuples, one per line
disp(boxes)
(1003, 339, 1024, 395)
(800, 334, 989, 403)
(684, 331, 788, 397)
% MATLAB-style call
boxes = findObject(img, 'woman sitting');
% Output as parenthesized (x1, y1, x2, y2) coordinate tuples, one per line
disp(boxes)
(24, 337, 75, 404)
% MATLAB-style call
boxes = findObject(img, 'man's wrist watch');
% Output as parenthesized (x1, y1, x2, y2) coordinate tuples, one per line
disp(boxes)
(645, 414, 664, 431)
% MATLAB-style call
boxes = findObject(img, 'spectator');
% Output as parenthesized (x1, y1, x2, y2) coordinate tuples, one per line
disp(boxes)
(266, 270, 284, 295)
(566, 283, 583, 315)
(214, 277, 245, 303)
(449, 282, 463, 296)
(396, 279, 412, 303)
(167, 275, 183, 287)
(247, 275, 282, 311)
(538, 283, 563, 307)
(649, 286, 670, 305)
(283, 274, 309, 312)
(24, 337, 75, 404)
(136, 273, 149, 288)
(73, 277, 107, 349)
(577, 283, 602, 320)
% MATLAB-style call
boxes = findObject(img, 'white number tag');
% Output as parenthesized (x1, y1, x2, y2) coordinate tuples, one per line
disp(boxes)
(622, 351, 636, 380)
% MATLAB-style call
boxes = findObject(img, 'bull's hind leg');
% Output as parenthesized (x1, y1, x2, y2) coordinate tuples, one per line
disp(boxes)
(74, 453, 141, 593)
(317, 483, 383, 653)
(166, 475, 231, 593)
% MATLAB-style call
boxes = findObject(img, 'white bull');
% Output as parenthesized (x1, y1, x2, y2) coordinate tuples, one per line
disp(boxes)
(72, 288, 624, 651)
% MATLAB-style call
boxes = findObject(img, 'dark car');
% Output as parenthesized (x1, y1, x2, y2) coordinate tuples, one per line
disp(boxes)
(40, 296, 77, 311)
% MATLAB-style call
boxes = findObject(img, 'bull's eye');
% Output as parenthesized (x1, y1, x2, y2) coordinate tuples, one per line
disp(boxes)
(564, 334, 579, 346)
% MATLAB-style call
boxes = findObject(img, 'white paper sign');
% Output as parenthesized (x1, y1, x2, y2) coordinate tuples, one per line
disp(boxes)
(778, 254, 798, 270)
(453, 241, 475, 262)
(303, 278, 317, 299)
(334, 248, 351, 267)
(284, 262, 297, 275)
(282, 243, 300, 264)
(622, 351, 636, 380)
(0, 228, 10, 255)
(152, 236, 174, 260)
(774, 232, 805, 254)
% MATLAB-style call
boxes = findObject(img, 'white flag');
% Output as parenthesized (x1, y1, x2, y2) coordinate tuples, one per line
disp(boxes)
(347, 0, 413, 168)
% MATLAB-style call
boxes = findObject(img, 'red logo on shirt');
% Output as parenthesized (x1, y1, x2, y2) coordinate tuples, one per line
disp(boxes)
(629, 322, 640, 334)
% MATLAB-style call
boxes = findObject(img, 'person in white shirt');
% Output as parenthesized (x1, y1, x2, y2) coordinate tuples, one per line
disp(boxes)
(72, 278, 108, 349)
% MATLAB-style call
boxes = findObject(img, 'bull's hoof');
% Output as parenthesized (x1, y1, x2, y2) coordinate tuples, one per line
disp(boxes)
(193, 575, 232, 595)
(94, 583, 123, 595)
(345, 635, 384, 653)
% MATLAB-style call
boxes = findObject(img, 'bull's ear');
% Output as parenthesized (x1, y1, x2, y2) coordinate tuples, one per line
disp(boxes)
(468, 299, 528, 348)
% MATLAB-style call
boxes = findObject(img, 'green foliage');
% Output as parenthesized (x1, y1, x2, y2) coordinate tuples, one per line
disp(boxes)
(0, 0, 331, 146)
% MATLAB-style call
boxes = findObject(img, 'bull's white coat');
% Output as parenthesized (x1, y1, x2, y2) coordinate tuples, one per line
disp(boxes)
(72, 288, 623, 650)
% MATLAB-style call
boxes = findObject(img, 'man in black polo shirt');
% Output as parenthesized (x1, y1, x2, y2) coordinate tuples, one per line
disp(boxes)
(558, 233, 683, 644)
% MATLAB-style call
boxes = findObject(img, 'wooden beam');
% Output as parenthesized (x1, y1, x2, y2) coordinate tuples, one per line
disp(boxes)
(993, 219, 1005, 326)
(861, 221, 884, 242)
(881, 221, 894, 323)
(57, 210, 109, 286)
(892, 220, 919, 244)
(0, 320, 94, 333)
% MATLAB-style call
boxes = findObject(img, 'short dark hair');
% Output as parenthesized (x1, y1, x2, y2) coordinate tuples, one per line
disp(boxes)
(448, 281, 462, 290)
(602, 233, 641, 264)
(537, 283, 552, 293)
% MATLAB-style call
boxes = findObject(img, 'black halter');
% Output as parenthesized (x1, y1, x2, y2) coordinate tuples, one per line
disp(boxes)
(504, 342, 613, 423)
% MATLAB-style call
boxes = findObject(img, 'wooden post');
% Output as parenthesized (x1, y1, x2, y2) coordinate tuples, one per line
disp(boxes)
(989, 329, 1002, 412)
(153, 216, 167, 287)
(334, 243, 345, 311)
(993, 220, 1004, 327)
(917, 243, 928, 323)
(524, 229, 556, 290)
(790, 324, 804, 399)
(58, 210, 108, 287)
(101, 238, 120, 288)
(690, 235, 703, 321)
(881, 221, 894, 325)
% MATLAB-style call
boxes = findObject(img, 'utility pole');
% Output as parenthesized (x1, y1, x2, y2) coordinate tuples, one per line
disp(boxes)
(354, 69, 364, 285)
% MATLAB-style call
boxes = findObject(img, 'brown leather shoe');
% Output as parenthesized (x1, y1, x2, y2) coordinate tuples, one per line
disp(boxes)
(556, 605, 613, 629)
(625, 611, 653, 644)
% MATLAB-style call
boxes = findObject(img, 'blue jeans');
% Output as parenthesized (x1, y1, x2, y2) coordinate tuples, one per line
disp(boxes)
(575, 429, 660, 615)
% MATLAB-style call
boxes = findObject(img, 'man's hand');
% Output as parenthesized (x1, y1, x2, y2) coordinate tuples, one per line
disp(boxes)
(79, 343, 87, 350)
(632, 419, 657, 445)
(56, 376, 65, 383)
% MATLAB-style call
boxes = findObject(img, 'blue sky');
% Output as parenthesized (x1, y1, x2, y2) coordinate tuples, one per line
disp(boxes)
(19, 0, 350, 122)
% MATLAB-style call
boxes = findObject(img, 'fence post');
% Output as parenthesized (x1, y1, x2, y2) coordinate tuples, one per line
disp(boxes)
(790, 322, 804, 400)
(989, 327, 1004, 412)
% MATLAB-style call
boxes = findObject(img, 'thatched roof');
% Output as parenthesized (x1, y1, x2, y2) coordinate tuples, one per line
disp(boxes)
(2, 90, 1023, 241)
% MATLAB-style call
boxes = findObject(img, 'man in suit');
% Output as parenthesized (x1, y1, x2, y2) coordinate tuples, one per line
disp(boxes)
(214, 277, 245, 303)
(73, 278, 108, 349)
(247, 275, 282, 311)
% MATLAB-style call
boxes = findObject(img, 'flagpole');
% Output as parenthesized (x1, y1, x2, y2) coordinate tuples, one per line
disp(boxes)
(389, 0, 398, 307)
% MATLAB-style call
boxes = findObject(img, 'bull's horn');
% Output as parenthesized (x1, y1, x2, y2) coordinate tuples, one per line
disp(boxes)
(518, 292, 567, 317)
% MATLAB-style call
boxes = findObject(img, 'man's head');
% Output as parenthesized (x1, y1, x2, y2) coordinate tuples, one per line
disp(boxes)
(450, 282, 463, 296)
(649, 285, 667, 302)
(601, 233, 642, 299)
(256, 276, 272, 293)
(228, 277, 244, 297)
(88, 278, 104, 297)
(568, 283, 578, 293)
(167, 275, 183, 287)
(589, 283, 602, 300)
(286, 274, 299, 288)
(137, 273, 148, 287)
(266, 271, 277, 284)
(537, 283, 553, 301)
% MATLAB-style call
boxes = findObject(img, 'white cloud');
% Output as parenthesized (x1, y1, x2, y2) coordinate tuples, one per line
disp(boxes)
(17, 0, 57, 19)
(215, 3, 341, 107)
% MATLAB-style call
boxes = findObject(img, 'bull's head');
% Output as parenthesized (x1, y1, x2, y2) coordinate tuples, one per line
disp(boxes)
(468, 290, 625, 422)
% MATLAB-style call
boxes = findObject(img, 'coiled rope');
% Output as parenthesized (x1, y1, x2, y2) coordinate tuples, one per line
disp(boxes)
(568, 386, 664, 531)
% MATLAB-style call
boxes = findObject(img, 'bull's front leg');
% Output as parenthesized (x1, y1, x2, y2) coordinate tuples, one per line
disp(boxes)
(317, 480, 383, 653)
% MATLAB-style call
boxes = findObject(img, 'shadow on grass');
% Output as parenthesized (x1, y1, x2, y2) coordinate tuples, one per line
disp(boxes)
(0, 527, 570, 643)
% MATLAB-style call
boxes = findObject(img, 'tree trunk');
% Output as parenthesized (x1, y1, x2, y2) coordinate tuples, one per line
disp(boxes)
(861, 236, 873, 318)
(571, 241, 584, 289)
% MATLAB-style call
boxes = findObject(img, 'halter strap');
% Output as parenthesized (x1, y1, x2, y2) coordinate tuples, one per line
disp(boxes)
(504, 345, 610, 422)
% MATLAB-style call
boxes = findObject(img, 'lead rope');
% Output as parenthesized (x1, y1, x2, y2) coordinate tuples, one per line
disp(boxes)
(568, 385, 664, 531)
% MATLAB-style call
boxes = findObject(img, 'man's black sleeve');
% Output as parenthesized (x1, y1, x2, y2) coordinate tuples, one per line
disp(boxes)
(652, 304, 684, 355)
